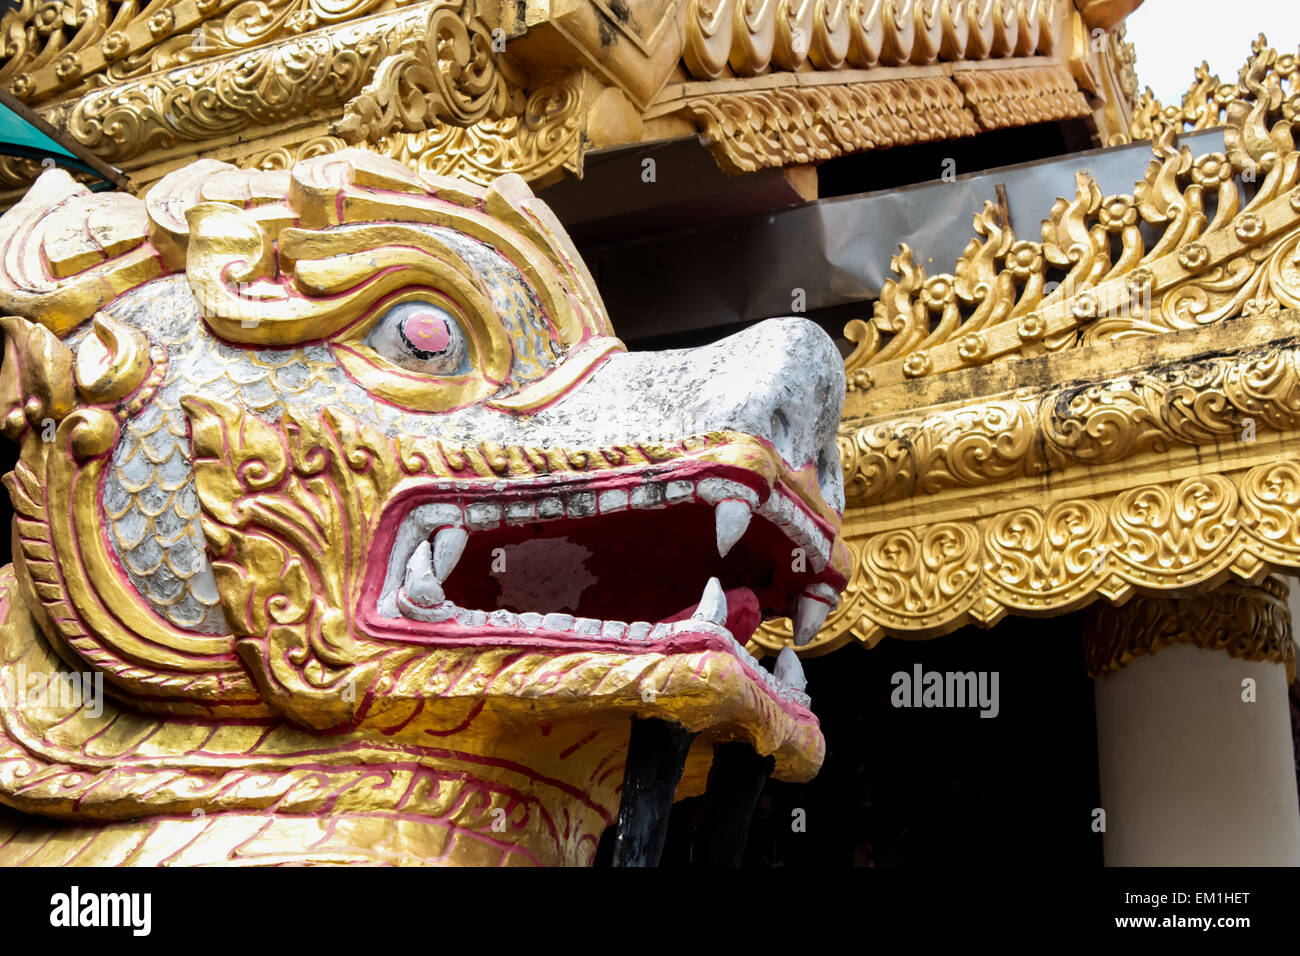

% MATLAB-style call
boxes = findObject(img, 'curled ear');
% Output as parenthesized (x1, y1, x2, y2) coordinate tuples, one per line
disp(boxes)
(75, 313, 151, 403)
(0, 315, 75, 440)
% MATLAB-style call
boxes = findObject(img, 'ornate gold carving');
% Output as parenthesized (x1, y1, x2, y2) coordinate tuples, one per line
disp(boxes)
(1, 0, 406, 108)
(838, 335, 1300, 506)
(0, 170, 166, 334)
(683, 0, 1056, 79)
(334, 0, 519, 144)
(679, 64, 1089, 175)
(843, 64, 1300, 392)
(373, 72, 586, 185)
(0, 558, 817, 864)
(753, 458, 1300, 655)
(1129, 34, 1299, 141)
(0, 0, 1109, 195)
(954, 64, 1091, 129)
(682, 74, 978, 174)
(1083, 576, 1295, 681)
(74, 313, 151, 402)
(38, 7, 429, 165)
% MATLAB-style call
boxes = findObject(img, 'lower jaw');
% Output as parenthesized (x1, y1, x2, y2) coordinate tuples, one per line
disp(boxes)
(357, 585, 813, 711)
(356, 624, 821, 743)
(350, 618, 826, 779)
(342, 644, 825, 866)
(0, 705, 798, 867)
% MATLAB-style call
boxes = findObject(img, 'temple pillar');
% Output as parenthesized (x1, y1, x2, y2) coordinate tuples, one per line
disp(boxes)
(1083, 576, 1300, 865)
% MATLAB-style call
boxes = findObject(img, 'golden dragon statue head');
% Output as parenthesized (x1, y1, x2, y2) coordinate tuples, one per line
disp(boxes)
(0, 150, 847, 865)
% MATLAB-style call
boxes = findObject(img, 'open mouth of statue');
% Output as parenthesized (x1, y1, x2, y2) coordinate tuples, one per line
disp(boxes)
(359, 462, 846, 707)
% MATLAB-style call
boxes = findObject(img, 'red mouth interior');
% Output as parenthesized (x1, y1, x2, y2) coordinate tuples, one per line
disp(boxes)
(438, 502, 812, 632)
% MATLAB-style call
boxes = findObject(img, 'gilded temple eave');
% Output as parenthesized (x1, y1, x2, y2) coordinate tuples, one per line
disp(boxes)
(748, 36, 1300, 658)
(0, 0, 1144, 197)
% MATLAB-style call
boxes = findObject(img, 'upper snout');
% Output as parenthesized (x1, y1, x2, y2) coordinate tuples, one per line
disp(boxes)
(548, 318, 847, 512)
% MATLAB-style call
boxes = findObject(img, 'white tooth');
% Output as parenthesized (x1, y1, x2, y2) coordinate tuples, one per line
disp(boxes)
(432, 526, 468, 581)
(567, 492, 597, 518)
(456, 607, 488, 627)
(665, 480, 694, 503)
(396, 591, 456, 622)
(542, 612, 575, 631)
(505, 500, 536, 524)
(598, 489, 629, 514)
(691, 576, 727, 626)
(714, 499, 753, 558)
(807, 581, 840, 608)
(697, 478, 759, 508)
(774, 646, 807, 691)
(404, 541, 444, 606)
(793, 592, 831, 646)
(466, 502, 502, 530)
(376, 504, 462, 618)
(629, 484, 664, 509)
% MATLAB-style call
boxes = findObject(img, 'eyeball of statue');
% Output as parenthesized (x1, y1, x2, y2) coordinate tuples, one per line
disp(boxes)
(366, 301, 468, 375)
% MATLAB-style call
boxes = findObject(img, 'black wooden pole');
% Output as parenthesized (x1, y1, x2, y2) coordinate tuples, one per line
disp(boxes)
(611, 716, 696, 867)
(689, 741, 774, 866)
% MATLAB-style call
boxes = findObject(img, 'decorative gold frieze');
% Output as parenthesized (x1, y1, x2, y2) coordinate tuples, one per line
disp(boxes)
(760, 41, 1300, 656)
(0, 0, 1123, 197)
(755, 310, 1300, 655)
(839, 329, 1300, 507)
(954, 63, 1090, 129)
(754, 454, 1300, 656)
(1083, 575, 1295, 681)
(373, 72, 586, 184)
(682, 0, 1057, 80)
(1, 0, 408, 108)
(169, 72, 585, 190)
(663, 58, 1099, 174)
(680, 73, 977, 174)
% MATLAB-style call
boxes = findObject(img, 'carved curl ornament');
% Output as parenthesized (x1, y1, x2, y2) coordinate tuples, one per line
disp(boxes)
(333, 0, 521, 144)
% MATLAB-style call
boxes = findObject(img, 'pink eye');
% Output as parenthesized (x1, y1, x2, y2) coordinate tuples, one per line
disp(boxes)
(366, 300, 468, 375)
(366, 299, 467, 374)
(400, 310, 452, 356)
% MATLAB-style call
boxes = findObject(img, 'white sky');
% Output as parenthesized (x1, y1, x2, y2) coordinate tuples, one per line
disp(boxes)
(1123, 0, 1300, 103)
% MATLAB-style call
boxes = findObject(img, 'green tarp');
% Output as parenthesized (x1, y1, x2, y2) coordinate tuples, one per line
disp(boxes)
(0, 100, 114, 188)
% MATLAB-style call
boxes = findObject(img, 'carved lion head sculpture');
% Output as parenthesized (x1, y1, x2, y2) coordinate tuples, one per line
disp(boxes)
(0, 150, 847, 865)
